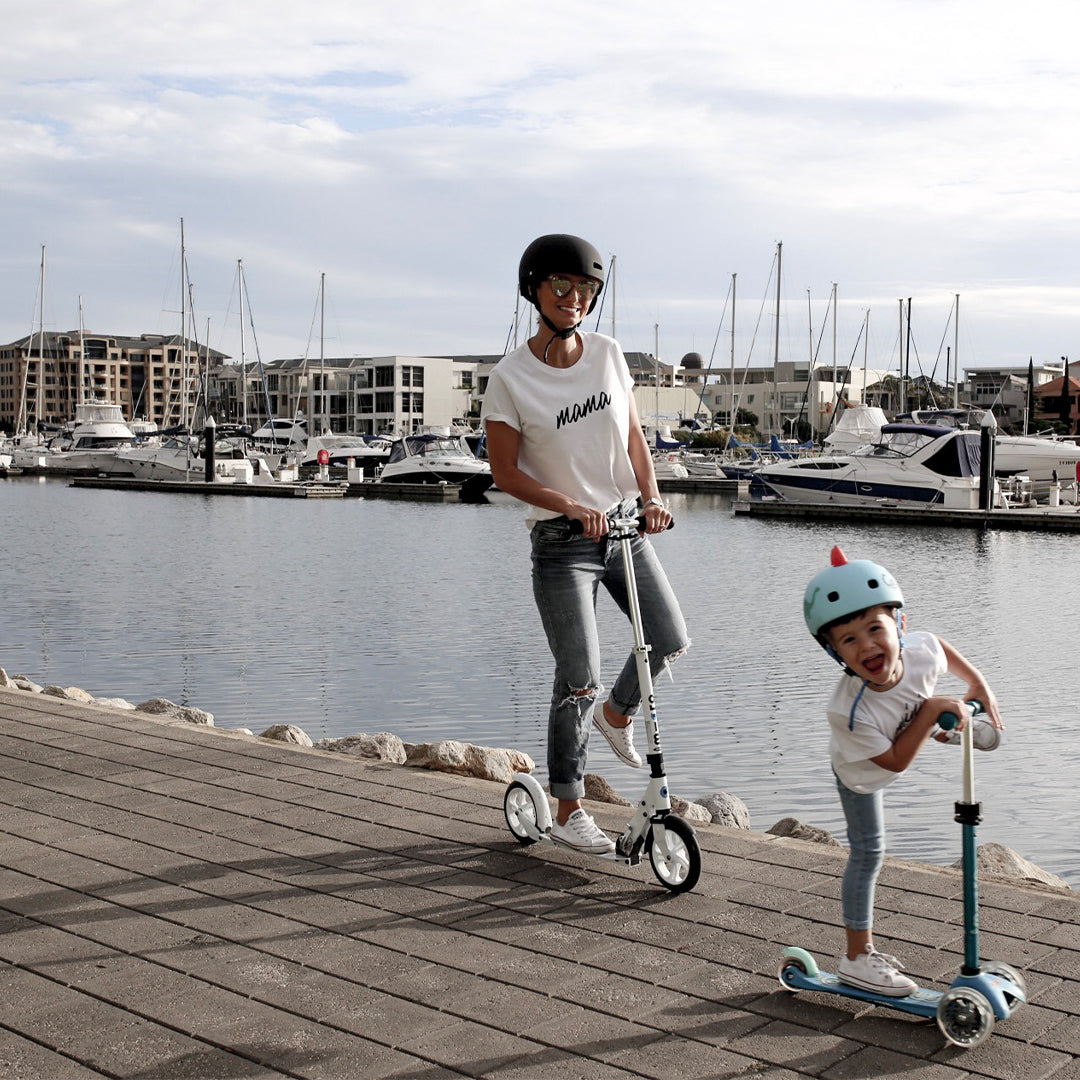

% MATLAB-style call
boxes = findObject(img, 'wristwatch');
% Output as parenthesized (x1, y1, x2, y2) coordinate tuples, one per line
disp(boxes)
(644, 496, 664, 509)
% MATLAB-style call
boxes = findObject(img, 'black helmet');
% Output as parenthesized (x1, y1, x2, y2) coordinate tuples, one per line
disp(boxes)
(518, 234, 605, 314)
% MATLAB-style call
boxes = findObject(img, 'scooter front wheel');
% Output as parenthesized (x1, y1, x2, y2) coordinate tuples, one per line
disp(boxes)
(504, 780, 542, 845)
(647, 815, 701, 894)
(937, 986, 995, 1048)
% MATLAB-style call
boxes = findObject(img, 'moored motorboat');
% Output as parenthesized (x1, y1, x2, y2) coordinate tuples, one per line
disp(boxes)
(302, 433, 391, 475)
(751, 422, 990, 507)
(378, 432, 491, 485)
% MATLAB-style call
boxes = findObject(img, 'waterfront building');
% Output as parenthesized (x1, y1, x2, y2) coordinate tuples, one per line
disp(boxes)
(209, 354, 493, 436)
(962, 360, 1067, 431)
(0, 331, 225, 433)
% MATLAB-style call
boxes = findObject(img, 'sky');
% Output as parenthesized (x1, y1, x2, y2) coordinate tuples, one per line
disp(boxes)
(2, 0, 1078, 382)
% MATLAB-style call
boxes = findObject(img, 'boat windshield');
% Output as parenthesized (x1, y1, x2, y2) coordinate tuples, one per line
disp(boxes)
(852, 426, 950, 460)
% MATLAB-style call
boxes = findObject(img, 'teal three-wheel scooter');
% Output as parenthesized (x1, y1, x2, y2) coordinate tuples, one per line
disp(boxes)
(778, 702, 1026, 1048)
(503, 514, 701, 894)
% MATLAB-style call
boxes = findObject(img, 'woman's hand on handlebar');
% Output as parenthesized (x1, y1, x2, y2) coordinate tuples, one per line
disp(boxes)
(641, 501, 672, 534)
(567, 505, 609, 541)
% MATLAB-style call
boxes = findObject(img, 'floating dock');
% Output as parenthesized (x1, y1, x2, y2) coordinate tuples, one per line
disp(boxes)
(71, 476, 347, 498)
(735, 497, 1080, 532)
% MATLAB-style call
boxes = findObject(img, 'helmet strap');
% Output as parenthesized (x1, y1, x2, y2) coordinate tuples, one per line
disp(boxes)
(539, 311, 580, 340)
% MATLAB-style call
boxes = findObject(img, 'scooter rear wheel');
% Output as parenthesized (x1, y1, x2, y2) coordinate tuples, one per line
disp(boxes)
(647, 815, 701, 894)
(937, 986, 995, 1048)
(504, 780, 540, 845)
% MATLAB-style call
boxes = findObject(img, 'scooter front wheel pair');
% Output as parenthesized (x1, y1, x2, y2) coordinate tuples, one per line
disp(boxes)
(503, 779, 702, 894)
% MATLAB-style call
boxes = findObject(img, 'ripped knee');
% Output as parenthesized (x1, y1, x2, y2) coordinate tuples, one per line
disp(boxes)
(558, 685, 600, 712)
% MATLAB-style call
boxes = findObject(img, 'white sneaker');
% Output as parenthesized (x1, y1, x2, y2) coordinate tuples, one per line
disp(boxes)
(550, 809, 616, 854)
(939, 717, 1002, 751)
(837, 946, 917, 997)
(592, 708, 643, 768)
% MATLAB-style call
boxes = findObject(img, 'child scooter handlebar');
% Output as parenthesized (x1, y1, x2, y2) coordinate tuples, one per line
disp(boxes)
(568, 515, 675, 534)
(937, 700, 984, 731)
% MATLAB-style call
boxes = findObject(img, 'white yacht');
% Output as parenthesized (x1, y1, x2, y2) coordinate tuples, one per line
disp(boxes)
(302, 433, 391, 474)
(35, 403, 139, 474)
(378, 432, 491, 485)
(251, 418, 308, 452)
(751, 422, 991, 508)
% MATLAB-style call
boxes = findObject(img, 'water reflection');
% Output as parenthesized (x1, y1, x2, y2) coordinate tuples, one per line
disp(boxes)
(0, 478, 1076, 887)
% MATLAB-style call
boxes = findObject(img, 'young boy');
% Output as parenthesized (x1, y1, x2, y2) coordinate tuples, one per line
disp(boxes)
(803, 545, 1003, 996)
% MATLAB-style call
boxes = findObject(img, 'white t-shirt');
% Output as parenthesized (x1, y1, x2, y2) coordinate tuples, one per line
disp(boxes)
(828, 631, 947, 794)
(481, 332, 640, 526)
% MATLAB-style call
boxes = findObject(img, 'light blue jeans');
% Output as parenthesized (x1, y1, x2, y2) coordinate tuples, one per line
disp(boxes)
(835, 772, 885, 931)
(530, 501, 689, 801)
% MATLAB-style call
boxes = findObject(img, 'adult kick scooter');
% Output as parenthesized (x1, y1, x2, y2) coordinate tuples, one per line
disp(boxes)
(778, 702, 1026, 1048)
(503, 514, 701, 894)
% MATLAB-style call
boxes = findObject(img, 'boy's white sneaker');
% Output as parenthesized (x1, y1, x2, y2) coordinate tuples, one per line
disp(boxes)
(550, 809, 616, 854)
(939, 717, 1002, 751)
(592, 709, 643, 767)
(837, 946, 917, 997)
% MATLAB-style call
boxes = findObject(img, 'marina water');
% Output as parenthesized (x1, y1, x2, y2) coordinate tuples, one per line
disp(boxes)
(2, 478, 1075, 888)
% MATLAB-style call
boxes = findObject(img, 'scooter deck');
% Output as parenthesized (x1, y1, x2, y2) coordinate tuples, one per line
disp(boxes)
(780, 963, 942, 1018)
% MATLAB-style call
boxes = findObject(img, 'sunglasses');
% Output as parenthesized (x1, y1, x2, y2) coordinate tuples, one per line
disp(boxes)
(546, 276, 600, 301)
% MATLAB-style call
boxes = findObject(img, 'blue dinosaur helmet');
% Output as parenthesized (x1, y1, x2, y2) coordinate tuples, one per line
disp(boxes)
(804, 545, 904, 641)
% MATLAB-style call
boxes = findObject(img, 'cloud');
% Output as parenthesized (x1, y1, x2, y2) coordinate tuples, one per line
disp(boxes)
(0, 0, 1077, 372)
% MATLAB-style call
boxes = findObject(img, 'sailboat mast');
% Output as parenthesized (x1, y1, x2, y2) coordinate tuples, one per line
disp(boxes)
(953, 294, 960, 408)
(78, 296, 86, 406)
(730, 272, 736, 434)
(37, 245, 45, 429)
(320, 272, 328, 433)
(773, 241, 782, 436)
(238, 259, 248, 431)
(609, 254, 617, 338)
(179, 218, 189, 432)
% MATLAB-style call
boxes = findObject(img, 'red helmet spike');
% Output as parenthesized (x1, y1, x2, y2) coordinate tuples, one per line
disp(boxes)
(831, 545, 848, 566)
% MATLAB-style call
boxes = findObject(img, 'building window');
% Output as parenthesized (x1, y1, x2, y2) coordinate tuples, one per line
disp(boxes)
(375, 391, 394, 412)
(411, 365, 424, 387)
(375, 366, 395, 388)
(357, 393, 373, 414)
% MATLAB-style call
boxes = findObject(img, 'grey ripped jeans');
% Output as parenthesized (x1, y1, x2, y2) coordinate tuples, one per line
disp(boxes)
(530, 500, 689, 801)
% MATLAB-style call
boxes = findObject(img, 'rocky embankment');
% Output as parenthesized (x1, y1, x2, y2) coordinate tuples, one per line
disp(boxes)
(2, 668, 1070, 892)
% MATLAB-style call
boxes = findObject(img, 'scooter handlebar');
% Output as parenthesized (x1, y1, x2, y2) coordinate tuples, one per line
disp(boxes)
(937, 699, 984, 731)
(568, 515, 675, 534)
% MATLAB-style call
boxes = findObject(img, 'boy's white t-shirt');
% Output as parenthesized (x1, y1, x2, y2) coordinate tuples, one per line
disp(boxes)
(480, 332, 640, 526)
(828, 630, 947, 794)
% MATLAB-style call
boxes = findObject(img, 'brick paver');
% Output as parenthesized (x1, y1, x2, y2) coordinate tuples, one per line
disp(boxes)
(1, 686, 1078, 1079)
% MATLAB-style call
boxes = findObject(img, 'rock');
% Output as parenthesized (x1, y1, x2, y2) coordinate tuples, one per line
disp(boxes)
(260, 724, 313, 747)
(669, 796, 712, 824)
(136, 698, 215, 726)
(696, 792, 751, 829)
(768, 817, 842, 847)
(0, 668, 15, 689)
(951, 842, 1071, 891)
(583, 773, 632, 806)
(316, 732, 407, 764)
(13, 675, 43, 693)
(42, 685, 95, 704)
(91, 697, 137, 711)
(403, 740, 534, 783)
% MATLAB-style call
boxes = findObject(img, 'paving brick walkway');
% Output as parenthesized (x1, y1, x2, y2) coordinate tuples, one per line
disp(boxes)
(1, 686, 1078, 1080)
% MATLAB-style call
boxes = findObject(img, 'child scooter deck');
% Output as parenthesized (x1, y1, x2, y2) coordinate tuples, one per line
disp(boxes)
(778, 947, 1025, 1047)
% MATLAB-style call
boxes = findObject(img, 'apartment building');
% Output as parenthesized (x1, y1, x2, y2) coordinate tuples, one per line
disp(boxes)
(0, 331, 226, 433)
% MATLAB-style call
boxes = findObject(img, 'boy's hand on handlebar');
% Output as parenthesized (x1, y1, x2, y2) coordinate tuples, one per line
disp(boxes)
(966, 677, 1003, 729)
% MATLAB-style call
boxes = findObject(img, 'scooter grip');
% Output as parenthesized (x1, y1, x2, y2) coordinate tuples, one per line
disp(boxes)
(937, 699, 984, 731)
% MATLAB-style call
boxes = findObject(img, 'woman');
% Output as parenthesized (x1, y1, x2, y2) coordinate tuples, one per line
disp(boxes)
(482, 234, 689, 854)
